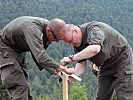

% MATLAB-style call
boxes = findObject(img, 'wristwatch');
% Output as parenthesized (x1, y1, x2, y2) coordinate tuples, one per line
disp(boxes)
(69, 55, 74, 62)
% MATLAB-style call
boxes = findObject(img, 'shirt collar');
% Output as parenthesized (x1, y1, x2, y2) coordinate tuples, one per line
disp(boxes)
(78, 25, 88, 47)
(42, 23, 51, 48)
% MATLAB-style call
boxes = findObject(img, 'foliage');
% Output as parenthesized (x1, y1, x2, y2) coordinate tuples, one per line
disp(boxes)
(0, 80, 10, 100)
(112, 91, 117, 100)
(69, 81, 88, 100)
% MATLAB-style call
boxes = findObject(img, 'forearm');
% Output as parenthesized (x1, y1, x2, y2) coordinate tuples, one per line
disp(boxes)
(73, 45, 101, 61)
(75, 61, 87, 76)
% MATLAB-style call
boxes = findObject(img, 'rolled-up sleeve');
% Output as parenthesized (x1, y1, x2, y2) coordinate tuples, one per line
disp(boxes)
(22, 24, 59, 73)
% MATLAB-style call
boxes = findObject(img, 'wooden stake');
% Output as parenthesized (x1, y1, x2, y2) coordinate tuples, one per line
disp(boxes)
(62, 72, 68, 100)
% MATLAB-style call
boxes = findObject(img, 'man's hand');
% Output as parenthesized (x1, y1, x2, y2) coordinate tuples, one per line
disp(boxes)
(56, 65, 75, 74)
(92, 64, 99, 77)
(60, 57, 73, 66)
(56, 67, 76, 83)
(64, 67, 76, 74)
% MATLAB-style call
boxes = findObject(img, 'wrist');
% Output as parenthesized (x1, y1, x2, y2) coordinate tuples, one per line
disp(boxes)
(69, 55, 74, 62)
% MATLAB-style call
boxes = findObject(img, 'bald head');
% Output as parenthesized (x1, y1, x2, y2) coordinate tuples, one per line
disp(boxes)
(48, 18, 66, 35)
(65, 24, 76, 33)
(64, 24, 82, 47)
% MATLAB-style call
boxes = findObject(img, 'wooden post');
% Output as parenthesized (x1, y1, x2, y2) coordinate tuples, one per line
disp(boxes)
(62, 72, 68, 100)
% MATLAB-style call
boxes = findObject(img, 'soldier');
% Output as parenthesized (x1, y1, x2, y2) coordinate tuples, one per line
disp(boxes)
(0, 16, 74, 100)
(60, 22, 133, 100)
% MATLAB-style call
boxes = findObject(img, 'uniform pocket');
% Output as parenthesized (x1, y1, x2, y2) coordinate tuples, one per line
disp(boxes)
(1, 59, 27, 89)
(1, 64, 16, 89)
(124, 70, 133, 91)
(0, 52, 15, 68)
(125, 70, 133, 74)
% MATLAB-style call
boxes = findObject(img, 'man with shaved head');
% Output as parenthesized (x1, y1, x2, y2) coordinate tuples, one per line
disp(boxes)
(0, 16, 74, 100)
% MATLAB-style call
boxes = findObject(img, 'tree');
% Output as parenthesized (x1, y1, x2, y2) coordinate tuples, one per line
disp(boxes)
(0, 80, 10, 100)
(69, 81, 88, 100)
(38, 94, 50, 100)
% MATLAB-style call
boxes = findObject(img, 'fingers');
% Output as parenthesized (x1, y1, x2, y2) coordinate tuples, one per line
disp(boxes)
(60, 61, 70, 66)
(65, 68, 76, 74)
(60, 57, 72, 65)
(92, 68, 98, 77)
(92, 64, 99, 71)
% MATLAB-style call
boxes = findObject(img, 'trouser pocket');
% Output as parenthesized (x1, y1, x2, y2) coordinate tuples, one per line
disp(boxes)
(0, 60, 27, 89)
(0, 64, 16, 88)
(124, 70, 133, 91)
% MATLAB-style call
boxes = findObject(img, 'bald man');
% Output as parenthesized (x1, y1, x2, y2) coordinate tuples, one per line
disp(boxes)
(0, 16, 73, 100)
(61, 23, 133, 100)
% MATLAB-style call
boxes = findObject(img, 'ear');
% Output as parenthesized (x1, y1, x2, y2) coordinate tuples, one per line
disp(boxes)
(46, 26, 51, 33)
(72, 29, 78, 35)
(74, 27, 80, 35)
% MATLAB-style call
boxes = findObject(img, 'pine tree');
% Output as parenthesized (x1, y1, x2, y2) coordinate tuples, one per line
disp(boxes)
(69, 81, 88, 100)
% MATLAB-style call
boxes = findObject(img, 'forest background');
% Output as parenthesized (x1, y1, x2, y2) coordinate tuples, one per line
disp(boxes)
(0, 0, 133, 100)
